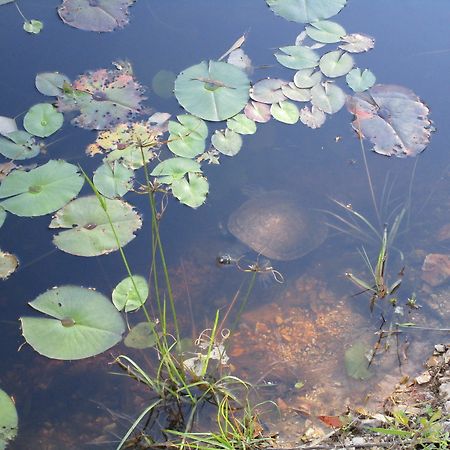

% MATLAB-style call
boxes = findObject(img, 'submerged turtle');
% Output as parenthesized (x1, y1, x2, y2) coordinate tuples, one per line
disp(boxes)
(227, 191, 327, 261)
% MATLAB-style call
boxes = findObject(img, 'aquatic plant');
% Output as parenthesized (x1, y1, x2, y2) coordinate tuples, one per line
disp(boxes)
(0, 388, 18, 449)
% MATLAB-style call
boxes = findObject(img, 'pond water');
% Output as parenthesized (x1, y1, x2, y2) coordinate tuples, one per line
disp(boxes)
(1, 0, 450, 448)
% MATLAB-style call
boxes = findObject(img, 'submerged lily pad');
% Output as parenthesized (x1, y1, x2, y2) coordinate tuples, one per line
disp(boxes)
(112, 275, 148, 312)
(93, 161, 134, 198)
(50, 195, 142, 256)
(275, 46, 319, 70)
(0, 250, 18, 280)
(151, 69, 176, 99)
(171, 173, 209, 208)
(344, 342, 372, 380)
(58, 0, 135, 32)
(346, 68, 376, 93)
(0, 131, 41, 160)
(174, 60, 250, 121)
(0, 160, 83, 217)
(347, 84, 433, 157)
(211, 129, 243, 156)
(23, 104, 64, 138)
(20, 286, 125, 360)
(124, 322, 157, 349)
(58, 66, 145, 130)
(0, 388, 18, 449)
(266, 0, 347, 23)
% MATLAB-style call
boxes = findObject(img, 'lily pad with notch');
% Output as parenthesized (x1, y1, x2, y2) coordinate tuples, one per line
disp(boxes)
(20, 286, 125, 360)
(271, 101, 299, 124)
(93, 160, 134, 199)
(35, 72, 71, 96)
(346, 68, 376, 93)
(167, 115, 208, 158)
(50, 195, 142, 256)
(0, 388, 18, 449)
(275, 46, 319, 70)
(211, 129, 242, 156)
(311, 82, 346, 114)
(250, 79, 287, 104)
(305, 20, 346, 44)
(244, 101, 271, 123)
(0, 131, 41, 160)
(319, 50, 354, 78)
(171, 173, 209, 209)
(151, 157, 201, 184)
(227, 114, 257, 135)
(112, 275, 149, 312)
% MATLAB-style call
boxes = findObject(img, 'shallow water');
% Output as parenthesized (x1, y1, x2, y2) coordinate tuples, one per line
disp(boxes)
(1, 0, 450, 448)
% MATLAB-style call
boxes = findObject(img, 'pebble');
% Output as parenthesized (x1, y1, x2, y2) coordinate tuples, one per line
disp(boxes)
(415, 372, 432, 385)
(439, 383, 450, 399)
(435, 344, 446, 353)
(351, 436, 367, 446)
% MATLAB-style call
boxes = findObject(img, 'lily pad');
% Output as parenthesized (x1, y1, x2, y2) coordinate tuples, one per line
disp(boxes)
(250, 79, 287, 104)
(266, 0, 347, 23)
(50, 195, 142, 257)
(0, 250, 18, 280)
(346, 68, 376, 93)
(0, 117, 17, 136)
(0, 131, 41, 160)
(0, 0, 15, 4)
(244, 101, 271, 123)
(35, 72, 70, 96)
(311, 82, 345, 114)
(20, 286, 125, 360)
(151, 69, 176, 99)
(305, 20, 346, 44)
(211, 129, 243, 156)
(271, 101, 299, 124)
(227, 114, 257, 134)
(319, 50, 354, 78)
(124, 322, 157, 349)
(58, 0, 135, 32)
(174, 60, 250, 122)
(0, 160, 83, 217)
(339, 33, 375, 53)
(23, 19, 43, 34)
(171, 173, 209, 208)
(0, 388, 18, 449)
(347, 84, 433, 157)
(275, 46, 319, 70)
(167, 115, 208, 158)
(93, 161, 134, 198)
(299, 105, 326, 128)
(344, 342, 372, 380)
(151, 157, 201, 184)
(281, 82, 310, 102)
(112, 275, 148, 312)
(0, 208, 5, 228)
(58, 66, 145, 130)
(23, 103, 64, 138)
(294, 69, 322, 89)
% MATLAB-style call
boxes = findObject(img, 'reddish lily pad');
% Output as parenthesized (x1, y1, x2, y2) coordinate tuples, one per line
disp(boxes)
(347, 84, 433, 157)
(58, 0, 135, 32)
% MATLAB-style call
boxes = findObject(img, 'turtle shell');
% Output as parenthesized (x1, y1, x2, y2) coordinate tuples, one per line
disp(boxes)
(227, 191, 327, 261)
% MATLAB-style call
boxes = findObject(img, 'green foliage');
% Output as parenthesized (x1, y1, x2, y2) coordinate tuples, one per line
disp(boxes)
(346, 68, 376, 92)
(171, 172, 209, 208)
(124, 322, 157, 349)
(0, 388, 18, 450)
(319, 50, 354, 78)
(167, 114, 208, 157)
(0, 131, 40, 160)
(275, 45, 319, 70)
(93, 161, 134, 198)
(211, 129, 243, 156)
(305, 20, 346, 43)
(35, 72, 70, 96)
(270, 100, 300, 123)
(23, 19, 43, 34)
(344, 342, 372, 380)
(112, 275, 149, 312)
(23, 103, 63, 137)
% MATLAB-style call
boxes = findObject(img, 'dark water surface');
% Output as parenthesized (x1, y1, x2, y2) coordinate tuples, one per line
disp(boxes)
(1, 1, 450, 448)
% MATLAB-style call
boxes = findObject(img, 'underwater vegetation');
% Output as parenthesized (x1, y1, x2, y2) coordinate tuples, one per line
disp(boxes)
(0, 0, 438, 448)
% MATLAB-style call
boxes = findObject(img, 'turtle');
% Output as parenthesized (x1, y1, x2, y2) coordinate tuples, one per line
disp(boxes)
(227, 191, 327, 261)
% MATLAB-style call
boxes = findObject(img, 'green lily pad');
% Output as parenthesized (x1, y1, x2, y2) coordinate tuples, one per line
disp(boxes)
(35, 72, 70, 96)
(93, 161, 134, 199)
(0, 388, 18, 449)
(0, 131, 41, 160)
(345, 342, 372, 380)
(0, 250, 18, 280)
(20, 286, 125, 360)
(172, 173, 209, 208)
(346, 68, 376, 93)
(0, 208, 5, 228)
(124, 322, 157, 349)
(311, 83, 345, 114)
(0, 0, 15, 4)
(294, 69, 322, 89)
(174, 60, 250, 121)
(244, 101, 271, 123)
(23, 19, 43, 34)
(319, 50, 354, 78)
(271, 101, 299, 124)
(0, 160, 83, 217)
(151, 157, 201, 183)
(266, 0, 347, 23)
(275, 46, 319, 70)
(50, 196, 142, 257)
(281, 82, 310, 102)
(167, 115, 207, 158)
(23, 103, 64, 138)
(305, 20, 346, 43)
(211, 129, 242, 156)
(152, 69, 176, 99)
(112, 275, 148, 312)
(250, 79, 287, 104)
(226, 114, 257, 135)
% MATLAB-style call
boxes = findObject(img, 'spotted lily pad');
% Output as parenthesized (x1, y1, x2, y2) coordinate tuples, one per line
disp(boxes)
(347, 84, 433, 157)
(171, 173, 209, 208)
(58, 0, 135, 32)
(20, 286, 125, 360)
(124, 322, 157, 349)
(0, 131, 41, 160)
(112, 275, 148, 312)
(0, 388, 18, 449)
(50, 195, 142, 256)
(57, 66, 145, 130)
(0, 250, 18, 280)
(319, 50, 354, 78)
(0, 160, 83, 217)
(346, 68, 376, 93)
(275, 46, 319, 70)
(93, 161, 134, 198)
(23, 104, 64, 138)
(305, 20, 346, 44)
(266, 0, 347, 23)
(174, 60, 250, 121)
(211, 129, 242, 156)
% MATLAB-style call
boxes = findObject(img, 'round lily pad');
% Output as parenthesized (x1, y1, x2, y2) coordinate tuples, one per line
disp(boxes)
(20, 286, 125, 360)
(0, 388, 18, 449)
(244, 101, 271, 123)
(294, 69, 322, 89)
(311, 83, 346, 114)
(270, 101, 299, 124)
(211, 129, 242, 156)
(150, 157, 201, 184)
(275, 46, 319, 70)
(152, 69, 176, 99)
(266, 0, 347, 23)
(0, 131, 40, 160)
(174, 60, 250, 121)
(23, 103, 64, 138)
(0, 208, 5, 228)
(250, 79, 287, 104)
(124, 322, 157, 349)
(346, 68, 376, 93)
(0, 249, 18, 280)
(226, 114, 257, 134)
(112, 275, 149, 312)
(35, 72, 70, 96)
(319, 50, 354, 78)
(167, 115, 207, 158)
(93, 161, 134, 199)
(171, 173, 209, 208)
(305, 20, 346, 44)
(50, 195, 142, 257)
(0, 160, 84, 217)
